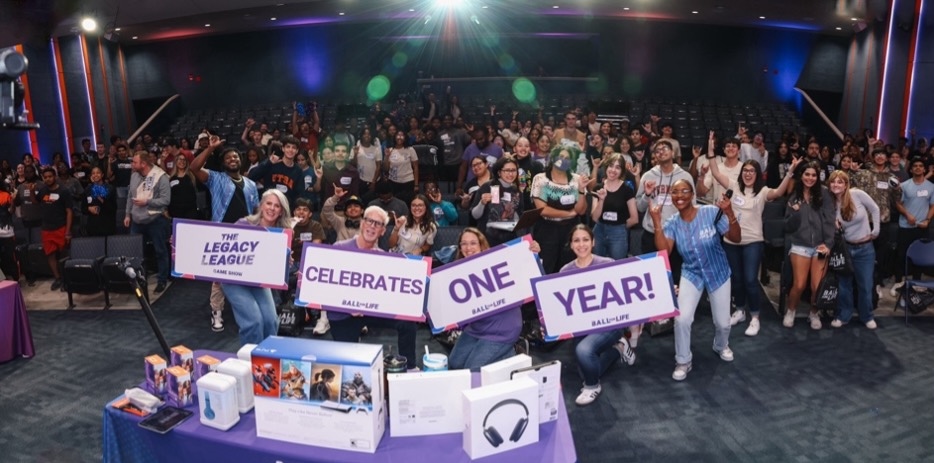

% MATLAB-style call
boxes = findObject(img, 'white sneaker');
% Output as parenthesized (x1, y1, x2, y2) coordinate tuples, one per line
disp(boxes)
(865, 319, 878, 330)
(890, 281, 905, 297)
(808, 312, 822, 330)
(745, 317, 760, 336)
(211, 310, 224, 332)
(783, 310, 795, 328)
(672, 362, 692, 381)
(729, 310, 746, 326)
(575, 385, 602, 406)
(714, 346, 734, 362)
(831, 319, 844, 328)
(615, 338, 636, 366)
(312, 318, 330, 335)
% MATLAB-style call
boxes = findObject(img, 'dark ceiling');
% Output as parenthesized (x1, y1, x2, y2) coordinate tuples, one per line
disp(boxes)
(1, 0, 889, 47)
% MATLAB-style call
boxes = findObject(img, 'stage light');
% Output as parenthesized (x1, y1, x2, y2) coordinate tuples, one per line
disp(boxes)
(81, 17, 98, 32)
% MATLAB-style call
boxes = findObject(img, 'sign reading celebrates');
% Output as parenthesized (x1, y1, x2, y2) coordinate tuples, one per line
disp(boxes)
(172, 219, 292, 289)
(295, 244, 431, 322)
(426, 235, 543, 334)
(531, 251, 679, 341)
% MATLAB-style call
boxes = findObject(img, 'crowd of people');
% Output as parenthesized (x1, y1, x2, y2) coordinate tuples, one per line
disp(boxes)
(2, 93, 934, 407)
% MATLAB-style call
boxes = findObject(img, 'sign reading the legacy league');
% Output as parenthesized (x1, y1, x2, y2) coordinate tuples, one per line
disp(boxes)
(172, 219, 293, 289)
(295, 244, 431, 322)
(426, 235, 543, 334)
(531, 251, 679, 342)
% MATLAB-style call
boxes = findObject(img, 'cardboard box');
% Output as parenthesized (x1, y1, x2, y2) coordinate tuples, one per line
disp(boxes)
(194, 354, 220, 381)
(197, 372, 240, 431)
(511, 361, 562, 424)
(251, 336, 385, 453)
(463, 376, 539, 459)
(166, 365, 193, 408)
(144, 354, 167, 395)
(170, 345, 194, 373)
(388, 369, 471, 437)
(216, 358, 254, 413)
(480, 354, 532, 386)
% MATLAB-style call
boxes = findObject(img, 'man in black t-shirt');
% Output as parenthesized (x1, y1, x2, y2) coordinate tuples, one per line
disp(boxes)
(109, 144, 134, 193)
(37, 167, 73, 290)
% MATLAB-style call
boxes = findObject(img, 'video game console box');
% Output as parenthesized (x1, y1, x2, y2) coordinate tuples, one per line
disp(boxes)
(251, 336, 385, 453)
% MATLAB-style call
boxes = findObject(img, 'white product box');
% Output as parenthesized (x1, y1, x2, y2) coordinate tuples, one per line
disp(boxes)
(462, 376, 539, 459)
(388, 369, 472, 437)
(480, 354, 532, 386)
(511, 361, 563, 424)
(237, 343, 257, 361)
(196, 372, 240, 431)
(251, 336, 385, 453)
(216, 358, 254, 413)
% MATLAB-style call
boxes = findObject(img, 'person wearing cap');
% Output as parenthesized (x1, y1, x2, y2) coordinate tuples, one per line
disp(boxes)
(192, 135, 261, 333)
(315, 187, 366, 335)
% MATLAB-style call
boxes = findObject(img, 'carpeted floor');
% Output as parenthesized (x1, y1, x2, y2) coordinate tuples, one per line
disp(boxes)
(1, 278, 933, 462)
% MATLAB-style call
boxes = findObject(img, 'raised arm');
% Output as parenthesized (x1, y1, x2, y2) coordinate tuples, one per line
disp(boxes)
(706, 131, 730, 189)
(190, 135, 224, 184)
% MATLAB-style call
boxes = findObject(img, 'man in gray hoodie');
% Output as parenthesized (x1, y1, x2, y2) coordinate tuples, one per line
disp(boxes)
(124, 150, 172, 293)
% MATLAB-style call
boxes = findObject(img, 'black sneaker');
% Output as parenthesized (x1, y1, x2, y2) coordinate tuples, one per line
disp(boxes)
(51, 279, 63, 291)
(154, 282, 167, 293)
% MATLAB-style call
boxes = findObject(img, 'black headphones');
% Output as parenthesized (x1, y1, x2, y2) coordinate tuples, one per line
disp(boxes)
(482, 398, 530, 448)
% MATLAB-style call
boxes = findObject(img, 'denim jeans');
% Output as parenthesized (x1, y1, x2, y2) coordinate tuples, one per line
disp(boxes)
(130, 214, 170, 284)
(723, 242, 765, 315)
(836, 242, 875, 323)
(220, 283, 279, 345)
(330, 316, 418, 369)
(593, 222, 629, 260)
(674, 278, 732, 365)
(575, 328, 625, 386)
(449, 331, 515, 371)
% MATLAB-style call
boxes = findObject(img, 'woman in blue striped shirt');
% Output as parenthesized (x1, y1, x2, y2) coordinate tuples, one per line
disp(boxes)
(649, 179, 741, 381)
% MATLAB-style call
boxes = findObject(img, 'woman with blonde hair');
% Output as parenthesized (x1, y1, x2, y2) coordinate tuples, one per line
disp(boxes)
(828, 171, 880, 329)
(222, 189, 291, 345)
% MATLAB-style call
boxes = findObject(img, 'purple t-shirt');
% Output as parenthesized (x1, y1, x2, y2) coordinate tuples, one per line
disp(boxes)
(329, 237, 383, 321)
(559, 255, 615, 273)
(461, 250, 522, 343)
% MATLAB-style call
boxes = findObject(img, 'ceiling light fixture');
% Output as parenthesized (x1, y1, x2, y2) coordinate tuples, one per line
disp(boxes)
(851, 17, 858, 21)
(132, 36, 138, 39)
(623, 7, 630, 11)
(482, 5, 488, 8)
(339, 12, 345, 16)
(759, 16, 765, 19)
(409, 8, 415, 11)
(270, 17, 277, 20)
(836, 26, 842, 30)
(692, 11, 698, 14)
(81, 17, 98, 32)
(204, 23, 211, 27)
(114, 27, 121, 31)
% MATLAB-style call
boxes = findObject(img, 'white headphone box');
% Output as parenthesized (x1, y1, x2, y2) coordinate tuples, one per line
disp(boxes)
(462, 376, 539, 459)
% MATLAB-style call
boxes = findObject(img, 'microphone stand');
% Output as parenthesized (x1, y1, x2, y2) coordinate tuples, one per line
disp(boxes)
(118, 257, 171, 358)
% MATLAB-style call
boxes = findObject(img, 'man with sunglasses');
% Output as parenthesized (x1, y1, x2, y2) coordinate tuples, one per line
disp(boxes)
(329, 205, 419, 371)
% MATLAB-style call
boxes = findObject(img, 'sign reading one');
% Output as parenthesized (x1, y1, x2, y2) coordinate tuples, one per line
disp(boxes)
(531, 251, 679, 341)
(172, 219, 292, 289)
(295, 243, 431, 322)
(426, 235, 543, 334)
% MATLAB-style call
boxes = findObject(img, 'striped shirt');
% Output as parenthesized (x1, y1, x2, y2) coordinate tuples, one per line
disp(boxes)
(662, 205, 732, 291)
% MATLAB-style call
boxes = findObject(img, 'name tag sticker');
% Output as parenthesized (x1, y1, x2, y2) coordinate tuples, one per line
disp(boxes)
(300, 232, 313, 241)
(340, 177, 352, 185)
(919, 189, 930, 198)
(87, 196, 93, 204)
(602, 211, 618, 221)
(49, 193, 60, 201)
(276, 184, 288, 192)
(733, 196, 746, 206)
(877, 181, 889, 190)
(559, 195, 575, 205)
(170, 180, 180, 187)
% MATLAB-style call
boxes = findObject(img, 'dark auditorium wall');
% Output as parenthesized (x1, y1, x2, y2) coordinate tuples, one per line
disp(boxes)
(122, 19, 844, 111)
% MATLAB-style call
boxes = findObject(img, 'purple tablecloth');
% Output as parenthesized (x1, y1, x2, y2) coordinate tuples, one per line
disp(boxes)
(103, 350, 577, 463)
(0, 280, 34, 363)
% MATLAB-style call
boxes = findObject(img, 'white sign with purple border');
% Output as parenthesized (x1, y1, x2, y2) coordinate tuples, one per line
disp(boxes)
(295, 243, 431, 322)
(531, 251, 679, 342)
(172, 219, 292, 289)
(426, 235, 543, 334)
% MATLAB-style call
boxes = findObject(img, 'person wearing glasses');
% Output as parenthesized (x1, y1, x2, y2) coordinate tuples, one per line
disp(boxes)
(649, 179, 740, 381)
(471, 157, 526, 246)
(329, 205, 418, 371)
(448, 227, 540, 370)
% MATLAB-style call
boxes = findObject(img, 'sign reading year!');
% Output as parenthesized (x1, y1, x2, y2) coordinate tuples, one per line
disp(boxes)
(426, 235, 543, 334)
(531, 251, 679, 342)
(172, 219, 293, 289)
(295, 243, 431, 322)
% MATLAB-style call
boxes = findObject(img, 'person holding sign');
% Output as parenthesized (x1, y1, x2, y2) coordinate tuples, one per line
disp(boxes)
(561, 225, 637, 406)
(222, 189, 291, 345)
(448, 228, 541, 370)
(649, 179, 740, 381)
(329, 206, 419, 371)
